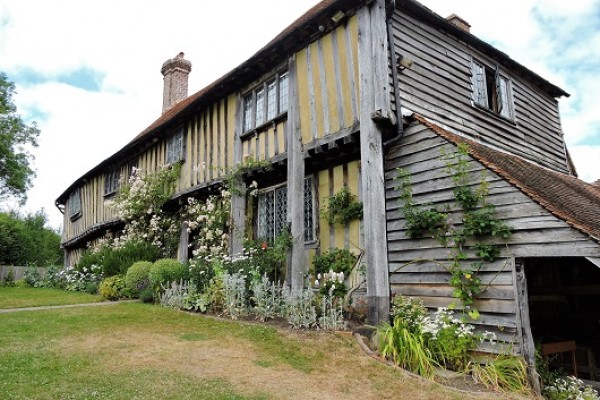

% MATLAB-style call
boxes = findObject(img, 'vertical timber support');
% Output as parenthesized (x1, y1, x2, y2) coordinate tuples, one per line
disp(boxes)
(230, 94, 246, 256)
(514, 258, 542, 395)
(358, 0, 391, 325)
(177, 222, 189, 263)
(287, 54, 307, 292)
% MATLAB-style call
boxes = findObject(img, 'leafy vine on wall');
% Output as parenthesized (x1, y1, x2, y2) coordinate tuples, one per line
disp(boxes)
(396, 143, 512, 319)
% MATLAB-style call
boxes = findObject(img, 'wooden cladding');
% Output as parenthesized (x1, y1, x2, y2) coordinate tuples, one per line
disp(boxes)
(392, 10, 569, 174)
(384, 123, 598, 349)
(297, 16, 360, 145)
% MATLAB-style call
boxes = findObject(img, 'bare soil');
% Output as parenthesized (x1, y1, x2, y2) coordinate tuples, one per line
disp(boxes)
(57, 310, 533, 400)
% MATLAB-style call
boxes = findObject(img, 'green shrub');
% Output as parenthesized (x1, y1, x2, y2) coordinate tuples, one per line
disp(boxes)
(14, 279, 29, 288)
(139, 287, 155, 303)
(24, 265, 41, 286)
(314, 248, 356, 275)
(149, 259, 188, 291)
(98, 275, 126, 300)
(85, 281, 99, 294)
(124, 261, 153, 297)
(1, 268, 15, 287)
(77, 240, 162, 277)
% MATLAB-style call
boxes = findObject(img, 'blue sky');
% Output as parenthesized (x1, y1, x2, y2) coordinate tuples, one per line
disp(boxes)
(0, 0, 598, 229)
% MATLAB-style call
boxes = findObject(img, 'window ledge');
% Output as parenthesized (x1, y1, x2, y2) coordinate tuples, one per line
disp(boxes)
(69, 212, 81, 222)
(240, 112, 288, 140)
(472, 102, 517, 126)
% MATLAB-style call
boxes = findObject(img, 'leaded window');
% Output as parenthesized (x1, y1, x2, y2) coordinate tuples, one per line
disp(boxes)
(68, 189, 81, 221)
(242, 70, 289, 133)
(471, 59, 513, 119)
(257, 177, 315, 243)
(166, 128, 184, 164)
(104, 169, 119, 197)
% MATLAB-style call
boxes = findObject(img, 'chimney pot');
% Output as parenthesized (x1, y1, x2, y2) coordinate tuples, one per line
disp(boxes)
(161, 52, 192, 114)
(446, 14, 471, 33)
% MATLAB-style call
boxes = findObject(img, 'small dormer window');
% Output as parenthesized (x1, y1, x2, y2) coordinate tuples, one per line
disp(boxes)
(104, 169, 119, 197)
(166, 128, 184, 164)
(68, 189, 81, 221)
(242, 71, 289, 133)
(471, 60, 513, 119)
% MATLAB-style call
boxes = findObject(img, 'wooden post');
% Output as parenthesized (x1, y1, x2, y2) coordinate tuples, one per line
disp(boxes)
(177, 221, 189, 263)
(230, 94, 246, 256)
(514, 258, 542, 395)
(358, 0, 391, 325)
(286, 54, 307, 292)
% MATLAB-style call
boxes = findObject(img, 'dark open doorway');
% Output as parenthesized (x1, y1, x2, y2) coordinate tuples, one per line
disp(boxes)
(524, 257, 600, 385)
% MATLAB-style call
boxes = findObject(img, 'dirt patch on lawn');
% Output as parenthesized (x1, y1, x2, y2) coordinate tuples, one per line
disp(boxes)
(57, 322, 530, 400)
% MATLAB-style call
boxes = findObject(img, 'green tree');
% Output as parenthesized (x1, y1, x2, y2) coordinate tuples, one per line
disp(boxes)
(0, 72, 40, 204)
(0, 209, 63, 266)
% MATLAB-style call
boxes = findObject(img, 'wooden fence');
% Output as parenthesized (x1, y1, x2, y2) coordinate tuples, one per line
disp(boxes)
(0, 266, 47, 282)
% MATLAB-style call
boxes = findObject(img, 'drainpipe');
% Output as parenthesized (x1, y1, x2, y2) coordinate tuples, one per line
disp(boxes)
(383, 0, 405, 147)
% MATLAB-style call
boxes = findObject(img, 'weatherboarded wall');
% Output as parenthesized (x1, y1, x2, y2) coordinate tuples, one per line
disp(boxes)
(391, 7, 569, 174)
(384, 122, 599, 353)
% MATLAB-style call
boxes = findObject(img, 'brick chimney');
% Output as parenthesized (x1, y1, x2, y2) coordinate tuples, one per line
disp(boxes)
(161, 52, 192, 114)
(446, 14, 471, 33)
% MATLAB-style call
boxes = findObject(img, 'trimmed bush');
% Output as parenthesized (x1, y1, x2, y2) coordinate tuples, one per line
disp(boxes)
(77, 240, 162, 277)
(99, 275, 126, 300)
(124, 261, 153, 297)
(149, 259, 188, 291)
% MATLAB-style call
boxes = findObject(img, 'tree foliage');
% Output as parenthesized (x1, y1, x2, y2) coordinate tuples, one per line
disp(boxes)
(0, 209, 63, 266)
(0, 72, 40, 203)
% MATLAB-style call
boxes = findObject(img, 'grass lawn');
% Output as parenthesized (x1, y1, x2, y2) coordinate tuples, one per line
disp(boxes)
(0, 287, 103, 309)
(0, 294, 532, 400)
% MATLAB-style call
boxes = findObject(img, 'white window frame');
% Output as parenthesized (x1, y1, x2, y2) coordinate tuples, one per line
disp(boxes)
(242, 70, 289, 133)
(471, 59, 514, 120)
(257, 176, 315, 243)
(166, 127, 184, 164)
(104, 169, 119, 197)
(68, 189, 81, 221)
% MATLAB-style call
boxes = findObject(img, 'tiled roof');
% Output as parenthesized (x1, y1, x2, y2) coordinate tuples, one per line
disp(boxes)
(412, 114, 600, 243)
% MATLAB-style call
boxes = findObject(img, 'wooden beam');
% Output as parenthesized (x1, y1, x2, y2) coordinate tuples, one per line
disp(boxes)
(230, 94, 246, 256)
(287, 54, 307, 292)
(358, 0, 392, 325)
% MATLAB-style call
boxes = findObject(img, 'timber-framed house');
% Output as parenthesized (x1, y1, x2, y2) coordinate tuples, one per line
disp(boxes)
(56, 0, 600, 384)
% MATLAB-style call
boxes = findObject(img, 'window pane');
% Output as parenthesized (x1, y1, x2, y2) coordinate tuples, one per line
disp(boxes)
(266, 80, 277, 120)
(69, 190, 81, 218)
(304, 177, 315, 241)
(255, 88, 265, 126)
(274, 186, 287, 238)
(258, 194, 268, 239)
(243, 94, 253, 131)
(497, 76, 512, 119)
(167, 130, 184, 164)
(472, 62, 487, 107)
(279, 72, 289, 113)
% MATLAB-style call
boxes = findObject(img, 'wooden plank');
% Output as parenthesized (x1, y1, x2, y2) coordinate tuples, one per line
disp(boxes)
(347, 160, 361, 252)
(321, 33, 340, 133)
(389, 271, 513, 286)
(318, 170, 330, 251)
(392, 283, 515, 300)
(358, 0, 391, 324)
(287, 54, 307, 291)
(333, 164, 344, 249)
(336, 24, 354, 128)
(347, 14, 360, 116)
(309, 41, 325, 139)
